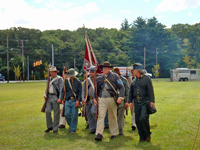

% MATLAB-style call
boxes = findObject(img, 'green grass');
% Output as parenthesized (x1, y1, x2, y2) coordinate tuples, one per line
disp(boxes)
(0, 81, 200, 150)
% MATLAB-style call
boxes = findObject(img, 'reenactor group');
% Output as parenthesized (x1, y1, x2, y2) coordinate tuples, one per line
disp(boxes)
(43, 61, 155, 142)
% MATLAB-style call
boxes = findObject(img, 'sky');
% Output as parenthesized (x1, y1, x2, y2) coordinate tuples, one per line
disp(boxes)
(0, 0, 200, 31)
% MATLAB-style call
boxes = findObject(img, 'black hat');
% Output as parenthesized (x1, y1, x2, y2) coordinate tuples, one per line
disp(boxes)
(99, 61, 113, 69)
(133, 63, 143, 70)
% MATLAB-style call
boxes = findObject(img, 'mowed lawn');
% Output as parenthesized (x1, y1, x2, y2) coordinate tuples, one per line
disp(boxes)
(0, 80, 200, 150)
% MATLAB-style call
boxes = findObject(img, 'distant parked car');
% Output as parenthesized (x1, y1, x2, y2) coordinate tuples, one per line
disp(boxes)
(145, 70, 152, 78)
(0, 73, 5, 81)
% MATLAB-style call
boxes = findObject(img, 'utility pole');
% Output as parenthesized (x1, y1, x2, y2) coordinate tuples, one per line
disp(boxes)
(22, 40, 25, 82)
(156, 48, 159, 73)
(7, 34, 9, 83)
(21, 40, 28, 82)
(52, 44, 54, 66)
(144, 47, 146, 70)
(27, 56, 29, 81)
(156, 48, 158, 66)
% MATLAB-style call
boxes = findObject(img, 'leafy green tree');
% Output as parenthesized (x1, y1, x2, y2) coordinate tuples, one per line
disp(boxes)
(183, 55, 193, 68)
(121, 18, 131, 31)
(13, 65, 22, 81)
(152, 63, 160, 79)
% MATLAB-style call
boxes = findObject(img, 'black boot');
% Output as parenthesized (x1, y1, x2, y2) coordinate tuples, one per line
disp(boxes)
(44, 127, 53, 132)
(132, 126, 136, 131)
(85, 124, 89, 129)
(89, 130, 96, 134)
(111, 135, 116, 139)
(95, 134, 103, 141)
(59, 125, 65, 129)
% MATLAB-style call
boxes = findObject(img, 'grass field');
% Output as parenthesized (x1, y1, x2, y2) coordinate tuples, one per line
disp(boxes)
(0, 80, 200, 150)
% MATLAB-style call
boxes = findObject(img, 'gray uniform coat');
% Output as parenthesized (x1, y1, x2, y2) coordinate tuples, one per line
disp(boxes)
(45, 75, 63, 131)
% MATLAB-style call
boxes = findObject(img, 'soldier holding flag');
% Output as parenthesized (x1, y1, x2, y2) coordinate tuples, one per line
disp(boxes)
(59, 69, 69, 129)
(82, 66, 97, 134)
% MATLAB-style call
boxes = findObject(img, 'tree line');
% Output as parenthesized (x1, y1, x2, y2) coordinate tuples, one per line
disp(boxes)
(0, 16, 200, 80)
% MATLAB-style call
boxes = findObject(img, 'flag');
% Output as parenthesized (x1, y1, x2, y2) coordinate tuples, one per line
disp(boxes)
(84, 28, 102, 74)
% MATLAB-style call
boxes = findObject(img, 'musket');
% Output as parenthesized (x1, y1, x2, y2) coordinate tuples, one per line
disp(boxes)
(94, 68, 98, 119)
(126, 67, 128, 79)
(41, 65, 51, 112)
(125, 67, 128, 116)
(82, 70, 88, 117)
(61, 64, 66, 117)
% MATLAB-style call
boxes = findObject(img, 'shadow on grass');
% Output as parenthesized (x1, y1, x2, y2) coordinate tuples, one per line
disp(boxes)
(136, 141, 161, 150)
(87, 134, 134, 149)
(43, 129, 83, 141)
(150, 123, 158, 129)
(43, 128, 161, 149)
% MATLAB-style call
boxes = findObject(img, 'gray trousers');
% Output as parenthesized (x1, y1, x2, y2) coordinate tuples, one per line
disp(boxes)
(131, 102, 137, 127)
(86, 100, 97, 132)
(45, 95, 60, 131)
(117, 100, 125, 134)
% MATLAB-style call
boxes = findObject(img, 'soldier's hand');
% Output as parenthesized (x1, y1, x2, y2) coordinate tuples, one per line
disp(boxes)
(125, 103, 129, 109)
(75, 101, 79, 107)
(62, 101, 65, 105)
(129, 103, 133, 110)
(117, 98, 122, 104)
(57, 99, 61, 103)
(82, 100, 87, 106)
(94, 98, 98, 107)
(44, 96, 47, 101)
(150, 102, 155, 108)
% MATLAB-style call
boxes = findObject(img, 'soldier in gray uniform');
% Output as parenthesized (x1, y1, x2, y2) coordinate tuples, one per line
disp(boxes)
(44, 66, 63, 133)
(129, 63, 155, 142)
(59, 70, 69, 129)
(82, 66, 97, 134)
(128, 70, 137, 131)
(94, 61, 125, 141)
(113, 67, 129, 135)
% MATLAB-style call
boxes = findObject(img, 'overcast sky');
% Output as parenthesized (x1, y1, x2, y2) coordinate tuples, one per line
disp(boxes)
(0, 0, 200, 31)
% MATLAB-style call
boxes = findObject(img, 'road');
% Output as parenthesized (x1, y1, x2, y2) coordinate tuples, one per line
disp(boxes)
(0, 80, 46, 83)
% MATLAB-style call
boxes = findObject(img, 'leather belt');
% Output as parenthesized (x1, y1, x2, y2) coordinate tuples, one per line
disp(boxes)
(103, 89, 112, 91)
(89, 96, 93, 99)
(137, 95, 140, 100)
(136, 95, 141, 103)
(49, 93, 57, 95)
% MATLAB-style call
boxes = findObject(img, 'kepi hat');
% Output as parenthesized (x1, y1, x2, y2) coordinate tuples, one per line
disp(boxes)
(89, 66, 96, 72)
(133, 63, 143, 70)
(67, 68, 78, 77)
